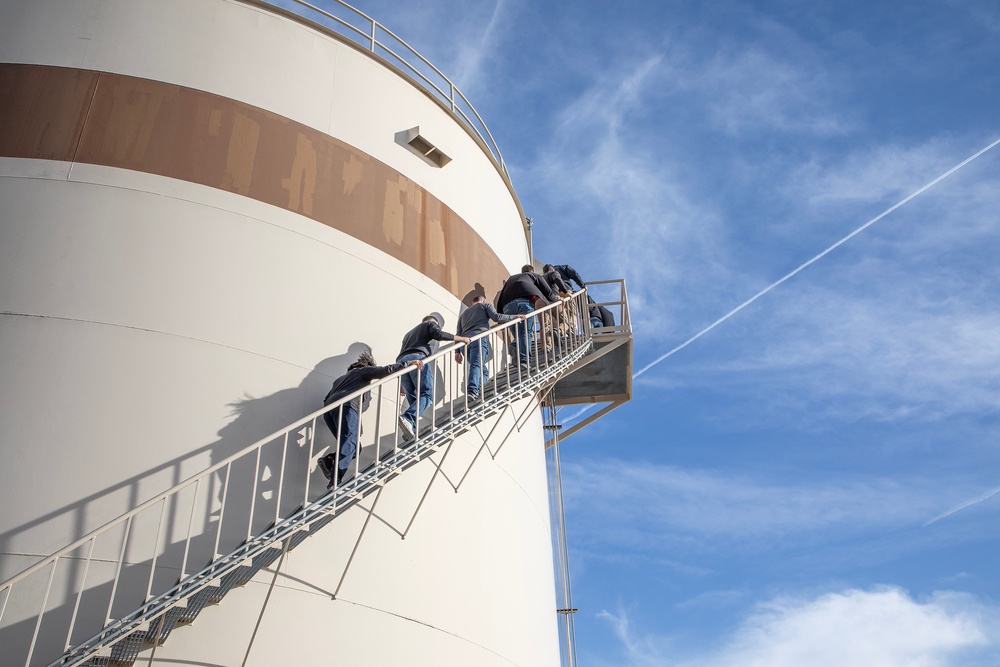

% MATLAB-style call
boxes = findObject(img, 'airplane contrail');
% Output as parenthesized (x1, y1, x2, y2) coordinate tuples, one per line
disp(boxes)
(924, 485, 1000, 527)
(633, 136, 1000, 379)
(560, 136, 1000, 425)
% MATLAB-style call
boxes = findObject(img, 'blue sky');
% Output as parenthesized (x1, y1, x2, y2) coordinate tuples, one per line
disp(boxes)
(302, 0, 1000, 663)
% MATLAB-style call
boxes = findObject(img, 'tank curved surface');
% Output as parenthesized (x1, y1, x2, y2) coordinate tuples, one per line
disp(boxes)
(0, 1, 559, 664)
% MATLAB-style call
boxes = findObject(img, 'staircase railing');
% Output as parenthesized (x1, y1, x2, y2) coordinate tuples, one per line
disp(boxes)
(0, 290, 595, 667)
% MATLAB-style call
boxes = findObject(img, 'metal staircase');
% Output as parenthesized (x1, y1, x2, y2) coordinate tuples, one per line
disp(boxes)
(0, 290, 600, 667)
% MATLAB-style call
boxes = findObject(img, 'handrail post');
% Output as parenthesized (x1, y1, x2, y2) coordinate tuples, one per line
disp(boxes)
(64, 538, 96, 651)
(247, 447, 262, 541)
(373, 383, 384, 464)
(179, 482, 200, 581)
(334, 404, 344, 485)
(214, 463, 232, 559)
(275, 431, 289, 525)
(304, 417, 317, 505)
(393, 376, 402, 453)
(146, 499, 168, 602)
(24, 559, 58, 667)
(106, 516, 134, 625)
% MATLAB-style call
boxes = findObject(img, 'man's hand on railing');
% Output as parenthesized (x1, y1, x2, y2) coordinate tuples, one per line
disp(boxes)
(454, 350, 464, 364)
(455, 335, 472, 344)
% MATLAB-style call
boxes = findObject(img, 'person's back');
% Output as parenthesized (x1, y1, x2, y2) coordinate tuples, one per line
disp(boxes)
(456, 296, 522, 400)
(323, 366, 370, 411)
(498, 266, 560, 367)
(553, 264, 585, 290)
(319, 351, 420, 486)
(397, 315, 469, 438)
(542, 264, 571, 295)
(397, 318, 454, 360)
(497, 269, 558, 310)
(324, 363, 398, 408)
(457, 299, 517, 337)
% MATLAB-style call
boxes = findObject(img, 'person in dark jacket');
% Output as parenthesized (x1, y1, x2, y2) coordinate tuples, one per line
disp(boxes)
(541, 264, 572, 295)
(587, 296, 615, 329)
(497, 265, 561, 367)
(318, 351, 423, 487)
(552, 264, 586, 291)
(397, 314, 471, 439)
(455, 295, 525, 401)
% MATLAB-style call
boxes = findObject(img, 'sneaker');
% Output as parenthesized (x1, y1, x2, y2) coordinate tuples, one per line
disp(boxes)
(398, 416, 416, 440)
(317, 455, 333, 481)
(467, 391, 481, 403)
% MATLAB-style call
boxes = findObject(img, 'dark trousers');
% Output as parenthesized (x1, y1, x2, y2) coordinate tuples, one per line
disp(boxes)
(323, 402, 359, 477)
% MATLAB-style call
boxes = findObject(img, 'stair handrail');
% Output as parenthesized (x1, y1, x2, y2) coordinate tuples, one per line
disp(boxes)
(4, 289, 596, 667)
(0, 290, 591, 667)
(49, 328, 594, 667)
(0, 290, 588, 595)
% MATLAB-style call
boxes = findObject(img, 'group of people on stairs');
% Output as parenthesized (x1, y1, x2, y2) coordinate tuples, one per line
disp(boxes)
(316, 263, 600, 488)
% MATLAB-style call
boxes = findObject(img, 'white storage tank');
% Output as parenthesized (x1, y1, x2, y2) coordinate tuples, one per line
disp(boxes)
(0, 0, 560, 664)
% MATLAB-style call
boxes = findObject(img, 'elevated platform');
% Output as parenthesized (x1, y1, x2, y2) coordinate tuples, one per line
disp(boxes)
(548, 279, 633, 444)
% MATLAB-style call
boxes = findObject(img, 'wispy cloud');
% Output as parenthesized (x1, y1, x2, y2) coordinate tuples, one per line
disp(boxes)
(627, 135, 1000, 421)
(676, 587, 997, 667)
(448, 0, 507, 92)
(529, 50, 736, 339)
(595, 605, 671, 667)
(592, 588, 998, 667)
(714, 284, 1000, 421)
(521, 5, 1000, 391)
(788, 140, 962, 206)
(520, 23, 859, 342)
(562, 460, 943, 554)
(333, 0, 509, 94)
(684, 42, 851, 136)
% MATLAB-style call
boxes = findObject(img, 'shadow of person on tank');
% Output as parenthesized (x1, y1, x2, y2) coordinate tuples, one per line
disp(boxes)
(196, 343, 373, 564)
(461, 282, 486, 307)
(92, 344, 371, 624)
(0, 344, 372, 666)
(0, 345, 369, 593)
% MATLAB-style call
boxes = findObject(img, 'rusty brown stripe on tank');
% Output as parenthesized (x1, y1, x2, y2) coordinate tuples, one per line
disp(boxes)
(0, 63, 511, 301)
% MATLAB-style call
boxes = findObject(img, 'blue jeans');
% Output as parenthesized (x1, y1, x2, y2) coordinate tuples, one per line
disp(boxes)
(466, 338, 491, 395)
(399, 352, 432, 427)
(323, 401, 359, 477)
(503, 298, 535, 364)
